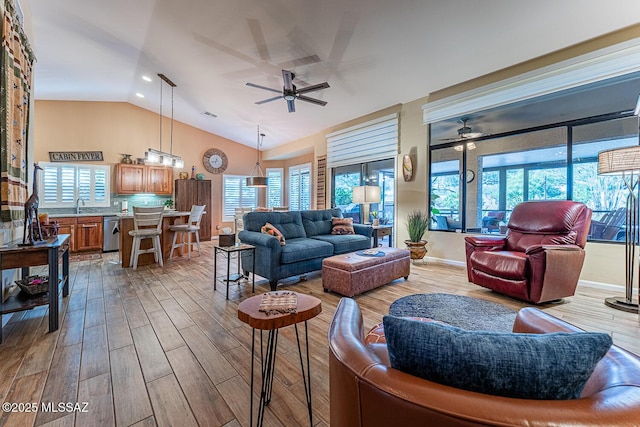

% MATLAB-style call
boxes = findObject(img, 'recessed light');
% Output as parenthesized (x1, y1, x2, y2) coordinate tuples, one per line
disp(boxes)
(142, 75, 152, 82)
(135, 93, 145, 98)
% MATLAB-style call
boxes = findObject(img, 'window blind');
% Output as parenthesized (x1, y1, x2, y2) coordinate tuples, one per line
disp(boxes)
(223, 175, 257, 221)
(289, 164, 311, 211)
(266, 168, 283, 209)
(40, 162, 110, 208)
(326, 113, 399, 169)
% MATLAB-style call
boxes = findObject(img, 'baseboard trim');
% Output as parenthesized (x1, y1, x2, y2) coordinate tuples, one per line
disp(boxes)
(422, 256, 632, 294)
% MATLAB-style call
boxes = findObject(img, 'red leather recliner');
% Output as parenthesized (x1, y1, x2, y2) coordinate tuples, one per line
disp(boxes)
(465, 200, 592, 303)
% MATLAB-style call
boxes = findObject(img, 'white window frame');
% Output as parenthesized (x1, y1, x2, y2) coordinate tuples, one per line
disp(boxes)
(266, 168, 284, 209)
(39, 162, 110, 208)
(289, 163, 312, 211)
(223, 175, 257, 222)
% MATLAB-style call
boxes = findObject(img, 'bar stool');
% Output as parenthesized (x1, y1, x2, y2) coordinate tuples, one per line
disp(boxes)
(129, 206, 164, 270)
(169, 205, 206, 260)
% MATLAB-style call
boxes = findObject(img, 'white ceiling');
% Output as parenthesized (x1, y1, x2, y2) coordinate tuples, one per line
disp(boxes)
(28, 0, 640, 151)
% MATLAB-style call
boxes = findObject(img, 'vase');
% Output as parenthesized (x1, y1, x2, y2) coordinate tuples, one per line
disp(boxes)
(404, 240, 428, 260)
(372, 218, 380, 226)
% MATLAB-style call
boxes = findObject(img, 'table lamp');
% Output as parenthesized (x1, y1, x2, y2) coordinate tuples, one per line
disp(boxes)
(353, 185, 381, 224)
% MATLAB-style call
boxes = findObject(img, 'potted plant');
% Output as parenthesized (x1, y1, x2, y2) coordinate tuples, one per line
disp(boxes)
(163, 199, 174, 210)
(370, 211, 380, 226)
(405, 210, 430, 260)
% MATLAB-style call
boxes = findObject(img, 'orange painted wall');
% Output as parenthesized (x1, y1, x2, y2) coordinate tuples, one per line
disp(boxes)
(33, 100, 263, 234)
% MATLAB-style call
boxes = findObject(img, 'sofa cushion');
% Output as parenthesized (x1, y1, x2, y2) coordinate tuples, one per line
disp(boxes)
(280, 238, 334, 264)
(301, 208, 343, 237)
(382, 315, 612, 400)
(331, 217, 355, 235)
(469, 250, 528, 280)
(261, 222, 285, 245)
(243, 211, 307, 240)
(311, 234, 371, 254)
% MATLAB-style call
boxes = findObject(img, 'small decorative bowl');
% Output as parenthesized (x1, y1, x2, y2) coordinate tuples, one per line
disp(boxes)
(15, 275, 50, 295)
(196, 173, 205, 180)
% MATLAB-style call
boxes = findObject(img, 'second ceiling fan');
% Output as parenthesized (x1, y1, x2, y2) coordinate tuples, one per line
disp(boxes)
(247, 70, 330, 113)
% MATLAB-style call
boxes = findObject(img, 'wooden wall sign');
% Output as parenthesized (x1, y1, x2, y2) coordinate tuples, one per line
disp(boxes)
(49, 151, 104, 162)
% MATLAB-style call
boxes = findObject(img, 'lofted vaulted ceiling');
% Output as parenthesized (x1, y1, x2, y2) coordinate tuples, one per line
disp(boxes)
(29, 0, 640, 151)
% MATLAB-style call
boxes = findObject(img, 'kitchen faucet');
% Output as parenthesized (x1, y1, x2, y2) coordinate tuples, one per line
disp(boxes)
(76, 197, 86, 214)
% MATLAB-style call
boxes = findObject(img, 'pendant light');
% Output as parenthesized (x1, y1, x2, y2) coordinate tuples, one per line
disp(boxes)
(145, 73, 184, 168)
(246, 125, 268, 187)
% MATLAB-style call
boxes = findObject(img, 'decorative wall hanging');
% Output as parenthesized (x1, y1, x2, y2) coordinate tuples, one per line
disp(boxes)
(402, 154, 414, 182)
(1, 0, 35, 225)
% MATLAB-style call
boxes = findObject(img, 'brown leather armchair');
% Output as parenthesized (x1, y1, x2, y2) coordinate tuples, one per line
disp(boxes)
(328, 298, 640, 427)
(465, 200, 592, 303)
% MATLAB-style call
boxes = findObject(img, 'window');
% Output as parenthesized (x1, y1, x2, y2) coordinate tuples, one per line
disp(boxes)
(289, 163, 311, 211)
(266, 168, 283, 209)
(222, 175, 257, 221)
(40, 162, 110, 208)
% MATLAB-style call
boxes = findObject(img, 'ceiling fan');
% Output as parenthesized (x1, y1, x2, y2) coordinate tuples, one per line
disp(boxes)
(440, 117, 485, 141)
(246, 70, 330, 113)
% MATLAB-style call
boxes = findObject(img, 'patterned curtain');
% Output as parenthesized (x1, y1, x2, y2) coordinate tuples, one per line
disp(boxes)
(1, 0, 34, 225)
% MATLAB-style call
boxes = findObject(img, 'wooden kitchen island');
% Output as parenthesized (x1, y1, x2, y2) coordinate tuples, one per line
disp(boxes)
(119, 210, 192, 268)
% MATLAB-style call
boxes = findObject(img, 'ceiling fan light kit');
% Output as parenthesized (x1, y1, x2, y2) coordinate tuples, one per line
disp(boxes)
(247, 69, 329, 113)
(440, 117, 486, 142)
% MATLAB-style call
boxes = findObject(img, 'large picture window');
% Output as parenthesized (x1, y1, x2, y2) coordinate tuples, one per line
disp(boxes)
(428, 115, 639, 242)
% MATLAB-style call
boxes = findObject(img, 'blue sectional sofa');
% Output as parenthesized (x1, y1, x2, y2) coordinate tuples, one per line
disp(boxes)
(238, 208, 373, 290)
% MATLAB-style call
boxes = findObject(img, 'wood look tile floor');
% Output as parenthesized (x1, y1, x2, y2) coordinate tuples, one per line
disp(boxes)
(0, 241, 638, 426)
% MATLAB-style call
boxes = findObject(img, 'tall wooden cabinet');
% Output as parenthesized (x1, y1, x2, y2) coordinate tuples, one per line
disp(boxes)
(174, 179, 212, 241)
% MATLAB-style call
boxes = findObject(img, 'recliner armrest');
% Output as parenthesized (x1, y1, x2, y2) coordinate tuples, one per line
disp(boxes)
(525, 244, 581, 255)
(464, 235, 506, 248)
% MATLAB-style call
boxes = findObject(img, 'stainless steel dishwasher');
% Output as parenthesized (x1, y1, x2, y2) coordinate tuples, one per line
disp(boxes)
(103, 216, 120, 252)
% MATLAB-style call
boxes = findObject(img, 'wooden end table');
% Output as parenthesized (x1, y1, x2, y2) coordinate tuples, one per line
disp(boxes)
(213, 243, 255, 299)
(238, 292, 322, 427)
(372, 224, 393, 247)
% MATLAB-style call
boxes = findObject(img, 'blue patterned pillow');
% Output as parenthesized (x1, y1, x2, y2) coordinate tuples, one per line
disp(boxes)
(382, 315, 612, 400)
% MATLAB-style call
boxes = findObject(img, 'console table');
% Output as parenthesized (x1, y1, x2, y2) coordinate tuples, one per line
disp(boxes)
(0, 234, 70, 343)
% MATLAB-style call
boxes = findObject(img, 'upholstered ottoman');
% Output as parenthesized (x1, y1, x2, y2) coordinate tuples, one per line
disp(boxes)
(322, 247, 410, 297)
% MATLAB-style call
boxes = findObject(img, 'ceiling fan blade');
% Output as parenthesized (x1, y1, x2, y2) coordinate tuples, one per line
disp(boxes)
(296, 82, 330, 95)
(246, 82, 282, 94)
(279, 55, 321, 69)
(287, 99, 296, 113)
(282, 70, 295, 91)
(297, 95, 327, 106)
(255, 95, 283, 105)
(247, 18, 272, 62)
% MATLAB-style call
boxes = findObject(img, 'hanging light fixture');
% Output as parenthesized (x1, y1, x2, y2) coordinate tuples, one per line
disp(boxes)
(246, 125, 268, 187)
(145, 73, 184, 168)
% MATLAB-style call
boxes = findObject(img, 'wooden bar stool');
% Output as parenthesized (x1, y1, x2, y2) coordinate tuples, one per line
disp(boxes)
(169, 205, 205, 260)
(128, 206, 164, 270)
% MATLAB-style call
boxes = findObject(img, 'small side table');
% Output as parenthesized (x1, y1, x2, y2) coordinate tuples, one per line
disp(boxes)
(213, 243, 255, 299)
(238, 292, 322, 427)
(372, 224, 393, 247)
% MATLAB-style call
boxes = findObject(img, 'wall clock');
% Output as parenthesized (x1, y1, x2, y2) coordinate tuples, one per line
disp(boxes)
(202, 148, 228, 174)
(466, 169, 475, 183)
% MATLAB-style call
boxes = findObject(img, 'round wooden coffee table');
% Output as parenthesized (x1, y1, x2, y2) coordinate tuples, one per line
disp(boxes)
(238, 291, 322, 427)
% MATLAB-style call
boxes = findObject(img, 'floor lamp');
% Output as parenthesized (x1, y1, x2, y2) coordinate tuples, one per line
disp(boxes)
(598, 145, 640, 313)
(353, 185, 381, 224)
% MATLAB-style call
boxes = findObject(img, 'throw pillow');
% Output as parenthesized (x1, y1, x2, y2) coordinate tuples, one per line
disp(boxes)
(382, 315, 612, 400)
(261, 222, 286, 245)
(331, 217, 355, 235)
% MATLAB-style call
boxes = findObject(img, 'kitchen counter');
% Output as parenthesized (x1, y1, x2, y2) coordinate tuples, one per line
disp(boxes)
(47, 213, 120, 218)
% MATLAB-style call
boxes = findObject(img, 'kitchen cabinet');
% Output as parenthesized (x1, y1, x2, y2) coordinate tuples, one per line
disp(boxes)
(116, 164, 173, 195)
(76, 216, 103, 251)
(146, 166, 173, 194)
(174, 179, 212, 241)
(55, 217, 76, 252)
(53, 216, 103, 252)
